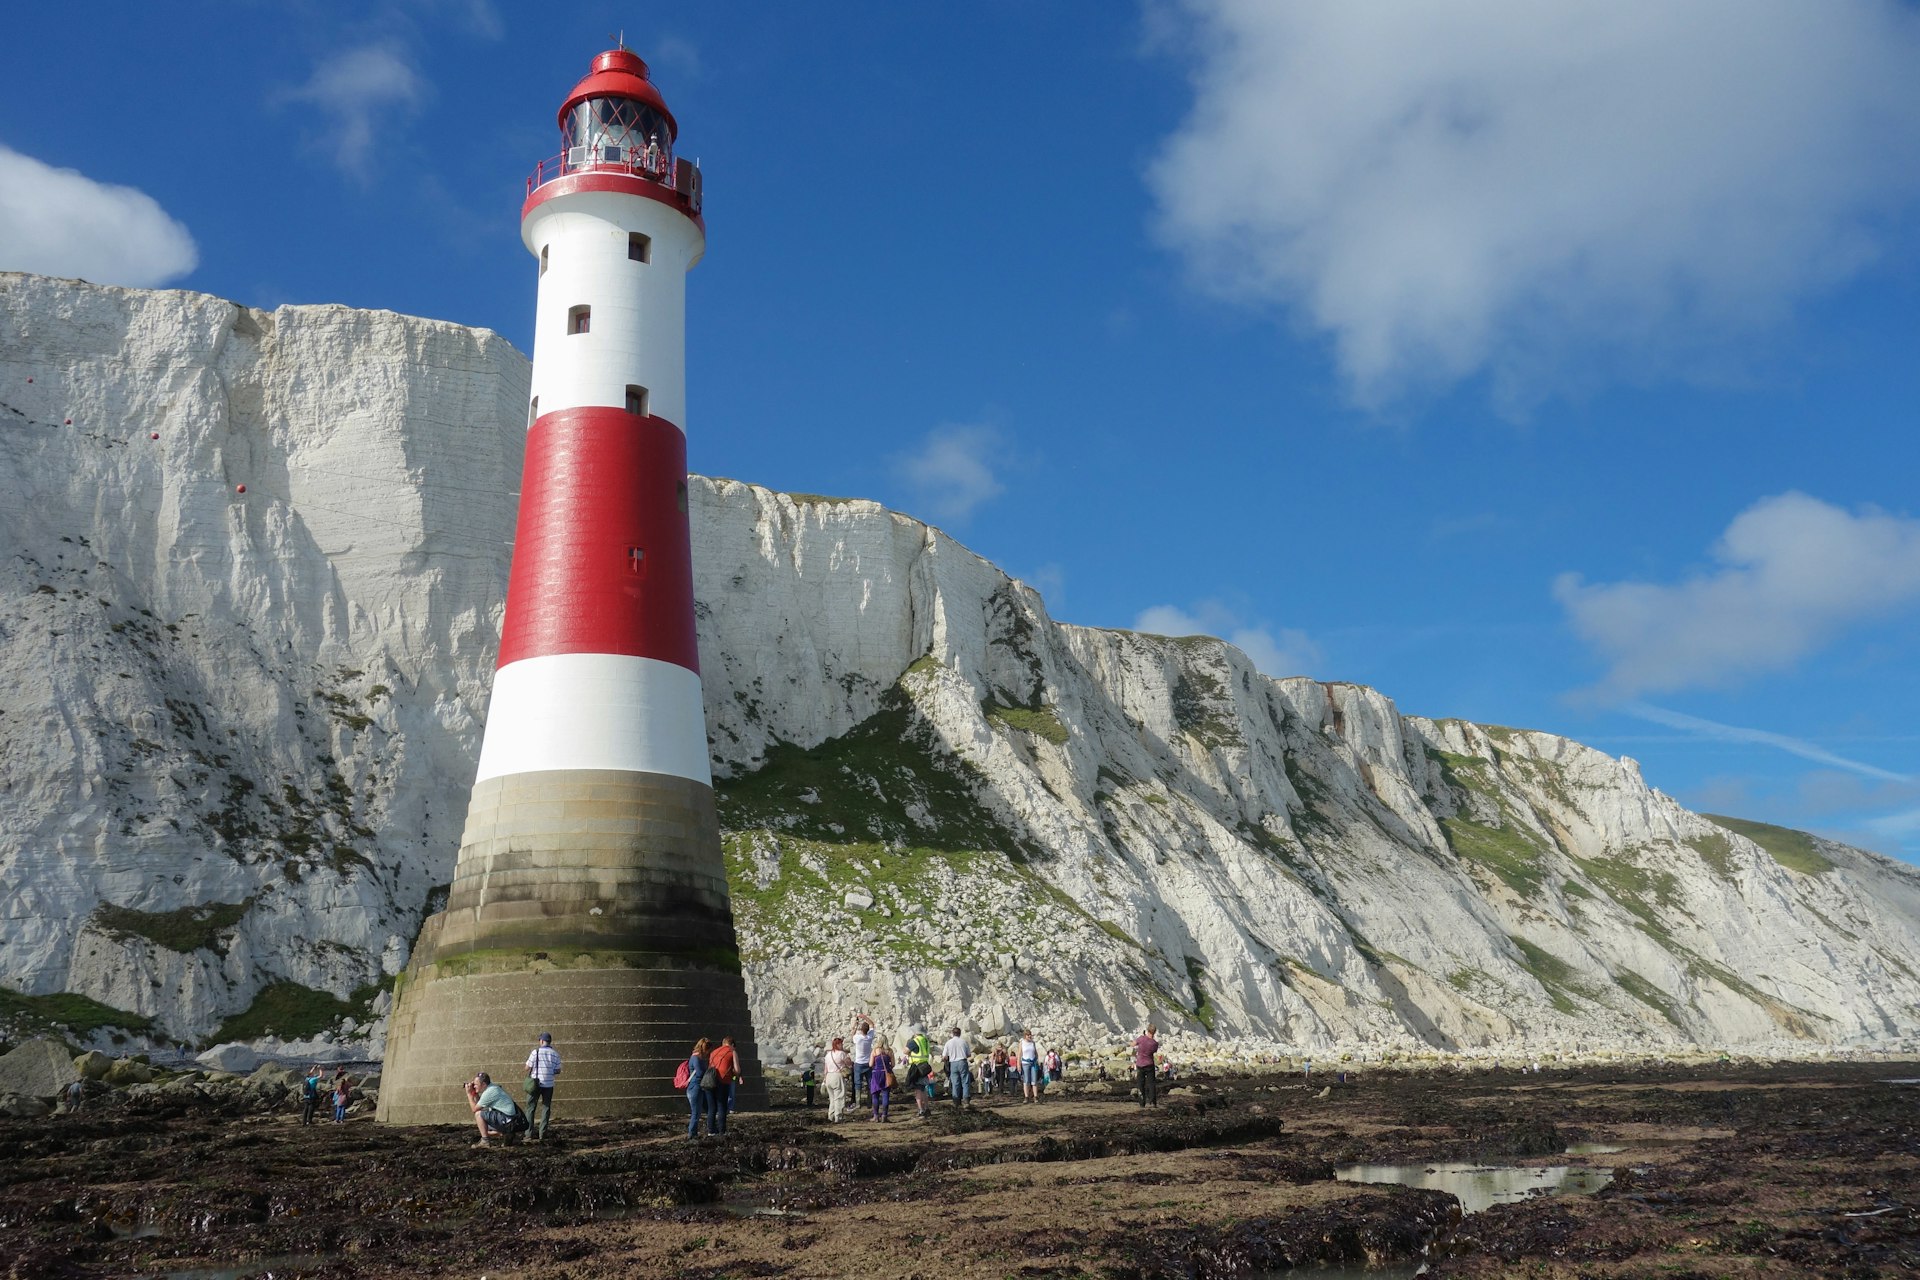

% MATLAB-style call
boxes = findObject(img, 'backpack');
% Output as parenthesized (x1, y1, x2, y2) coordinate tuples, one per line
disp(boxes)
(673, 1059, 692, 1090)
(700, 1066, 720, 1090)
(302, 1077, 321, 1102)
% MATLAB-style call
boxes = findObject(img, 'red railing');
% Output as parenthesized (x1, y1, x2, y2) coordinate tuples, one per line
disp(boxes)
(526, 149, 702, 212)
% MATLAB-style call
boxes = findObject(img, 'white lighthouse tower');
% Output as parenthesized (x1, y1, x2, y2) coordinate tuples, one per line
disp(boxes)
(380, 48, 762, 1123)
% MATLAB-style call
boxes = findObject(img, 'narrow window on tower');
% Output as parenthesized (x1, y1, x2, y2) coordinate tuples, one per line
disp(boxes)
(628, 546, 645, 575)
(677, 480, 688, 514)
(628, 232, 651, 263)
(568, 305, 590, 335)
(527, 396, 538, 426)
(539, 244, 549, 276)
(625, 385, 649, 417)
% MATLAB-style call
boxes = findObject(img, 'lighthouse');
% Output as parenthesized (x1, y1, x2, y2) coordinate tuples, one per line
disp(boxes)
(379, 48, 763, 1123)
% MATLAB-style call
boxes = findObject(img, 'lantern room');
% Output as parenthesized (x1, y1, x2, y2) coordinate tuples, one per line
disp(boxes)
(526, 47, 702, 218)
(560, 48, 677, 177)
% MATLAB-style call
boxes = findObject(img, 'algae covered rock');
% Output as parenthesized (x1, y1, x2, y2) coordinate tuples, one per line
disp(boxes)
(73, 1050, 112, 1080)
(0, 1039, 80, 1098)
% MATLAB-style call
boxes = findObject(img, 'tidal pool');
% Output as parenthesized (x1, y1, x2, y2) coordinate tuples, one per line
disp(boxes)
(1335, 1160, 1613, 1215)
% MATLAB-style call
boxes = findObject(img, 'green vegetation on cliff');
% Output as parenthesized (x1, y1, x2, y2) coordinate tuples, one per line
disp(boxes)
(1706, 814, 1835, 875)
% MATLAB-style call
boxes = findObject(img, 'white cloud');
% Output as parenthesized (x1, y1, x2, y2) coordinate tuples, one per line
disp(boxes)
(0, 146, 197, 287)
(1134, 601, 1320, 678)
(1622, 704, 1910, 784)
(1556, 493, 1920, 697)
(895, 425, 1005, 522)
(282, 45, 427, 179)
(1149, 1, 1920, 408)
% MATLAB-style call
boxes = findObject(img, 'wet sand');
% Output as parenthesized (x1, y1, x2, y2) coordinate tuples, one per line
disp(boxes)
(3, 1060, 1915, 1278)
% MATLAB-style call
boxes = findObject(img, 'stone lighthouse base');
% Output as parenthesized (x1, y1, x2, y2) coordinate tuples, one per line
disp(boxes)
(376, 768, 766, 1125)
(377, 944, 766, 1124)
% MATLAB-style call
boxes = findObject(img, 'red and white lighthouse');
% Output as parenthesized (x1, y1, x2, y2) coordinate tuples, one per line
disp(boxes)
(380, 48, 761, 1123)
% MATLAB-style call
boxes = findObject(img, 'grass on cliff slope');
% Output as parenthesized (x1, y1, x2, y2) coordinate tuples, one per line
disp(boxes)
(1440, 816, 1548, 897)
(717, 686, 1054, 950)
(1705, 814, 1835, 875)
(210, 982, 354, 1046)
(0, 986, 153, 1036)
(1508, 936, 1584, 1015)
(984, 703, 1069, 746)
(92, 900, 250, 953)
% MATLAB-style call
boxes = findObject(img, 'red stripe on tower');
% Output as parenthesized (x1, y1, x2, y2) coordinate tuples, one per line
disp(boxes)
(498, 407, 697, 672)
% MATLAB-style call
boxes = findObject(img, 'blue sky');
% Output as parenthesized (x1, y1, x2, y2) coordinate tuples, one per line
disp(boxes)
(5, 2, 1920, 859)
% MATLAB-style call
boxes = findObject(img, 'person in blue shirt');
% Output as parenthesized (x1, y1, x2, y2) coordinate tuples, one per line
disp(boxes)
(465, 1072, 520, 1147)
(684, 1038, 716, 1139)
(300, 1064, 324, 1126)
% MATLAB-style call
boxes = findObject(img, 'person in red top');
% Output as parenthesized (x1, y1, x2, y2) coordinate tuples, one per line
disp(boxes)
(1133, 1023, 1161, 1109)
(708, 1035, 740, 1134)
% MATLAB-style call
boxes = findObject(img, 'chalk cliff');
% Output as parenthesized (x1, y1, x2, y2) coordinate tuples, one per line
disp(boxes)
(3, 273, 1917, 1062)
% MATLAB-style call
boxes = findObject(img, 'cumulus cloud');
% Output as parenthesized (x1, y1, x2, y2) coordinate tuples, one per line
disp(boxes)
(895, 425, 1005, 522)
(0, 146, 197, 286)
(1134, 601, 1320, 678)
(1556, 493, 1920, 697)
(1149, 1, 1920, 408)
(281, 45, 427, 178)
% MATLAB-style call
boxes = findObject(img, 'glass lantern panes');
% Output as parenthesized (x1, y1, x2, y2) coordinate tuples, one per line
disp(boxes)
(564, 99, 673, 175)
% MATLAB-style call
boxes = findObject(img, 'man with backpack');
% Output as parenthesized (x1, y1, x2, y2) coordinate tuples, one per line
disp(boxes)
(300, 1064, 324, 1126)
(904, 1027, 934, 1118)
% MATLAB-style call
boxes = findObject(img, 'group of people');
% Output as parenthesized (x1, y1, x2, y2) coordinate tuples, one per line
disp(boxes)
(466, 1032, 563, 1147)
(679, 1034, 746, 1138)
(809, 1021, 1092, 1121)
(301, 1065, 355, 1125)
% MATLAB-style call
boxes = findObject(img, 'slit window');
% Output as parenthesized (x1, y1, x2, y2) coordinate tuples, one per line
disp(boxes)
(628, 232, 651, 263)
(628, 546, 645, 574)
(568, 305, 590, 335)
(527, 395, 538, 426)
(625, 385, 650, 416)
(676, 481, 688, 514)
(539, 244, 549, 276)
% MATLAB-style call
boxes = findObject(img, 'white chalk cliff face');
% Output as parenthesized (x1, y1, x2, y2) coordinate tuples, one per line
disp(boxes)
(3, 272, 1918, 1063)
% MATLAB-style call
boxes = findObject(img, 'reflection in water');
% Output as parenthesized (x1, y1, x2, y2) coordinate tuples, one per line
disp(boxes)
(1336, 1161, 1613, 1215)
(1563, 1142, 1625, 1155)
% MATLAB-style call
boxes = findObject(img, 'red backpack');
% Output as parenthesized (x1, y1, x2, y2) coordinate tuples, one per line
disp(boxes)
(673, 1059, 692, 1089)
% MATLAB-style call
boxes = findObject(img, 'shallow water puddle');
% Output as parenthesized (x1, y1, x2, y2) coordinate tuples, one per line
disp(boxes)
(1259, 1264, 1423, 1280)
(1336, 1161, 1613, 1215)
(147, 1255, 340, 1280)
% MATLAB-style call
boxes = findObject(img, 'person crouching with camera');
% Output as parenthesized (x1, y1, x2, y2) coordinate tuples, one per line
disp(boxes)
(465, 1072, 521, 1147)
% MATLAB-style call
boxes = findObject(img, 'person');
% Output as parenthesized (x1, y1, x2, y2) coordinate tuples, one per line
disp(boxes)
(905, 1027, 934, 1118)
(851, 1021, 874, 1100)
(1018, 1030, 1041, 1102)
(62, 1079, 86, 1114)
(868, 1038, 893, 1122)
(683, 1038, 715, 1139)
(300, 1064, 324, 1126)
(466, 1072, 522, 1147)
(801, 1064, 818, 1107)
(1046, 1048, 1062, 1083)
(709, 1034, 740, 1135)
(524, 1032, 561, 1140)
(992, 1043, 1010, 1092)
(942, 1026, 972, 1109)
(332, 1069, 352, 1124)
(823, 1037, 852, 1123)
(1134, 1023, 1161, 1109)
